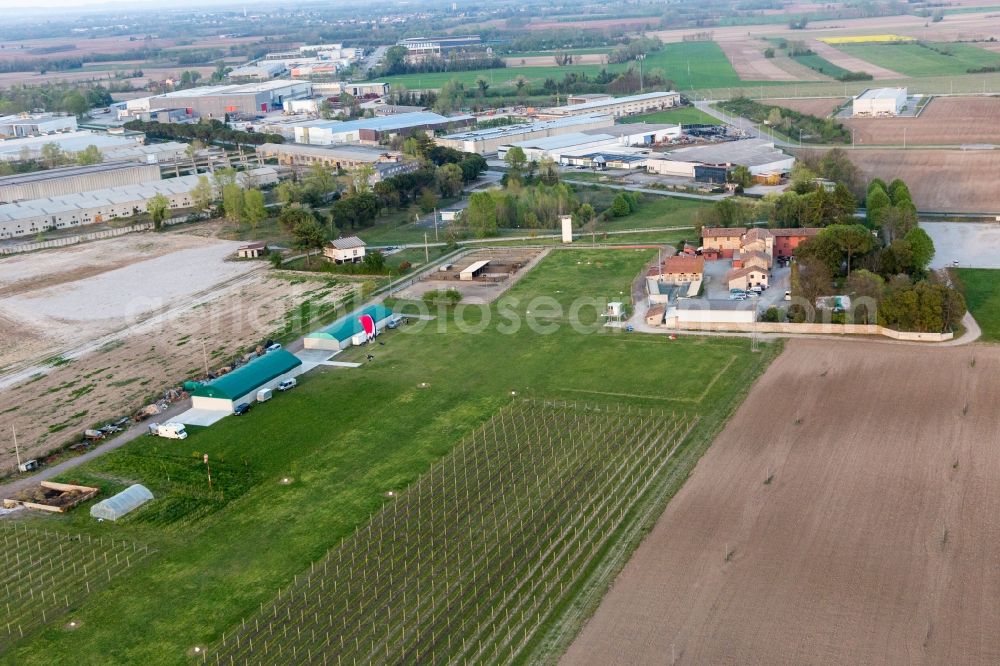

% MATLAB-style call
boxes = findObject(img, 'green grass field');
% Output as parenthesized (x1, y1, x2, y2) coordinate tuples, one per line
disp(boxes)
(379, 41, 750, 92)
(2, 249, 777, 664)
(790, 53, 850, 79)
(955, 268, 1000, 342)
(834, 42, 1000, 78)
(619, 106, 722, 125)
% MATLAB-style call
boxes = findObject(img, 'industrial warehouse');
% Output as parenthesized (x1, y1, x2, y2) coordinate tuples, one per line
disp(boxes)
(645, 139, 795, 182)
(536, 91, 681, 119)
(119, 80, 314, 121)
(293, 112, 474, 145)
(0, 167, 277, 239)
(0, 162, 161, 203)
(436, 114, 615, 154)
(255, 143, 419, 182)
(0, 130, 187, 163)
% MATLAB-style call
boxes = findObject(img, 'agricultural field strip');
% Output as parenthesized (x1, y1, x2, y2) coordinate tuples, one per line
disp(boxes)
(559, 353, 738, 405)
(208, 401, 696, 665)
(0, 523, 152, 649)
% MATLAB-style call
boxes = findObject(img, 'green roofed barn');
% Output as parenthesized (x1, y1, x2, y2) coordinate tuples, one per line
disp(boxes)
(191, 349, 302, 413)
(304, 304, 394, 351)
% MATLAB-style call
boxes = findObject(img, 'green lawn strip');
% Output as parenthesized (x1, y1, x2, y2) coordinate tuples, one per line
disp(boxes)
(4, 249, 771, 664)
(790, 52, 852, 79)
(834, 42, 1000, 77)
(955, 268, 1000, 342)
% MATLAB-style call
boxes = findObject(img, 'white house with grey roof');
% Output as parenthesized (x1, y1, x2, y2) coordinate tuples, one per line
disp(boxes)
(324, 236, 366, 264)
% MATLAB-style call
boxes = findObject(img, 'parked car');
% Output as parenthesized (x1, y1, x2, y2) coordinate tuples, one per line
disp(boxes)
(234, 403, 252, 416)
(265, 343, 282, 353)
(277, 378, 297, 391)
(729, 292, 748, 301)
(256, 388, 273, 402)
(750, 285, 764, 294)
(147, 422, 188, 440)
(784, 290, 791, 301)
(386, 317, 400, 329)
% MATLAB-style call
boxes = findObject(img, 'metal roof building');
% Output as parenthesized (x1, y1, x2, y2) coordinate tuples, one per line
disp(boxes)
(436, 114, 615, 154)
(190, 349, 303, 413)
(0, 167, 277, 240)
(537, 91, 681, 119)
(304, 304, 395, 351)
(0, 162, 161, 203)
(123, 80, 313, 120)
(295, 112, 474, 146)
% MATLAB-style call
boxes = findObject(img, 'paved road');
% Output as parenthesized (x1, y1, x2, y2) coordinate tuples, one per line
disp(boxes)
(358, 46, 388, 75)
(561, 178, 728, 201)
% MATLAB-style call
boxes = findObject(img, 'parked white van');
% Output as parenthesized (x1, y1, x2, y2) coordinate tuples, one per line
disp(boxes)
(148, 422, 188, 440)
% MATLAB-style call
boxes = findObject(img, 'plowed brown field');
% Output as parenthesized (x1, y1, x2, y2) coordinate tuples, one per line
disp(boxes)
(564, 339, 1000, 666)
(835, 148, 1000, 212)
(769, 96, 844, 116)
(843, 96, 1000, 146)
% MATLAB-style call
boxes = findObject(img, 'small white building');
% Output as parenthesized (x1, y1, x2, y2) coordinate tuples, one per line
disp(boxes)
(324, 236, 366, 264)
(852, 88, 907, 117)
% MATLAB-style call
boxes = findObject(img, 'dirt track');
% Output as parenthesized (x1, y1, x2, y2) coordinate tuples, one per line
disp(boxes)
(563, 339, 1000, 665)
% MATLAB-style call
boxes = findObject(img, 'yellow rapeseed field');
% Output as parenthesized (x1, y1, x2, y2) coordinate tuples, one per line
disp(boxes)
(820, 34, 915, 44)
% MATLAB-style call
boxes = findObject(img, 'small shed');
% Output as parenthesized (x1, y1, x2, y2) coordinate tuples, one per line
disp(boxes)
(237, 242, 268, 259)
(90, 484, 153, 521)
(303, 304, 395, 351)
(459, 260, 490, 281)
(191, 349, 303, 412)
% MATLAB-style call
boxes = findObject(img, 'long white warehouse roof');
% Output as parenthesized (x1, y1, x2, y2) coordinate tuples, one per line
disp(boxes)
(0, 167, 275, 224)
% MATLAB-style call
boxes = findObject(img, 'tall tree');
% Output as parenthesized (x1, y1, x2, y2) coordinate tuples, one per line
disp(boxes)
(242, 188, 267, 237)
(823, 224, 874, 275)
(435, 163, 463, 197)
(221, 183, 244, 223)
(191, 175, 215, 213)
(466, 191, 498, 238)
(147, 193, 170, 230)
(75, 144, 102, 166)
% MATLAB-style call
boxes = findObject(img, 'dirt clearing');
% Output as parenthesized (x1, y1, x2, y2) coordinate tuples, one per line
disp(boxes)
(0, 233, 256, 371)
(842, 96, 1000, 146)
(564, 339, 1000, 665)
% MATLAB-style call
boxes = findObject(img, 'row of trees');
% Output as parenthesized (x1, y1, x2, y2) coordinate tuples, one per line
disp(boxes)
(0, 82, 115, 117)
(791, 176, 965, 332)
(378, 46, 506, 77)
(123, 119, 284, 146)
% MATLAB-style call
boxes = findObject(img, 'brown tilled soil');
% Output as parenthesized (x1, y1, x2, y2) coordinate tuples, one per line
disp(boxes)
(808, 41, 904, 79)
(563, 339, 1000, 666)
(822, 148, 1000, 212)
(842, 96, 1000, 146)
(769, 96, 845, 117)
(719, 40, 827, 81)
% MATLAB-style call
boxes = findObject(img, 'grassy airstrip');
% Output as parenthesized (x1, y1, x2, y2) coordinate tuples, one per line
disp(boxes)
(2, 249, 777, 664)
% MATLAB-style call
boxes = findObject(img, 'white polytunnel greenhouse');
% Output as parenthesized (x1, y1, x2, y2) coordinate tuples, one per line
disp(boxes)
(90, 484, 154, 521)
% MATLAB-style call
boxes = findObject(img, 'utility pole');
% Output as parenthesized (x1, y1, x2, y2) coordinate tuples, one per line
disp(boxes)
(201, 340, 210, 375)
(424, 232, 429, 263)
(12, 425, 21, 471)
(433, 208, 438, 242)
(637, 54, 646, 93)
